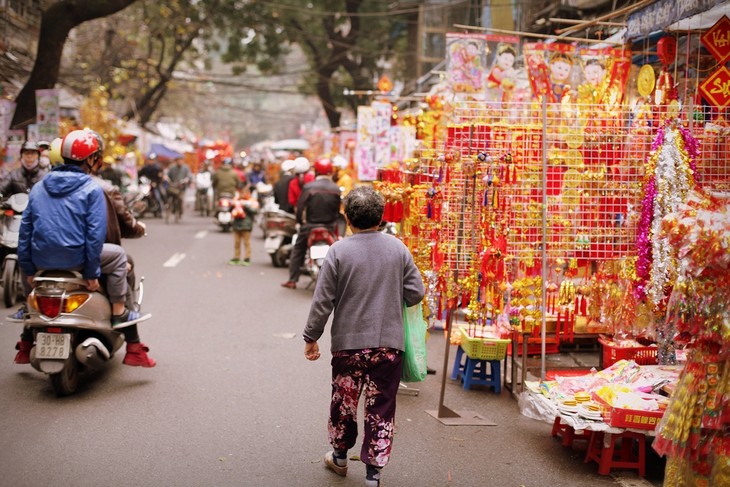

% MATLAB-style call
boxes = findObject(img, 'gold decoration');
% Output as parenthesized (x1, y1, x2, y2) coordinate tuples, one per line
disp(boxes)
(637, 64, 656, 98)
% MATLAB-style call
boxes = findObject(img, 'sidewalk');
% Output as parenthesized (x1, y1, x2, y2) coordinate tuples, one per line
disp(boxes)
(382, 328, 665, 487)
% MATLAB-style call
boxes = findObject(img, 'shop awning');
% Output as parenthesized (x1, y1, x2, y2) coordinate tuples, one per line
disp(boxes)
(270, 138, 310, 151)
(626, 0, 728, 39)
(149, 143, 183, 161)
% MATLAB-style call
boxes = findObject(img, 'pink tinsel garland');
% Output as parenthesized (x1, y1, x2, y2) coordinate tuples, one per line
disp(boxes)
(633, 124, 700, 302)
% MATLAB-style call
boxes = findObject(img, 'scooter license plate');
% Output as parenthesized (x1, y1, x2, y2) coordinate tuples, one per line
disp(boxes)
(310, 245, 330, 260)
(264, 236, 283, 252)
(218, 212, 232, 224)
(35, 333, 71, 360)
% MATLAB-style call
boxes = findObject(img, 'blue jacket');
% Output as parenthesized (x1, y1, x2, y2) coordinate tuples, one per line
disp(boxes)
(18, 165, 107, 279)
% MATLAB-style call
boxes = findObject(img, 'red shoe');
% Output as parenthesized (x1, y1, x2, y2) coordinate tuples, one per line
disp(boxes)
(123, 342, 156, 367)
(14, 340, 32, 364)
(280, 281, 297, 289)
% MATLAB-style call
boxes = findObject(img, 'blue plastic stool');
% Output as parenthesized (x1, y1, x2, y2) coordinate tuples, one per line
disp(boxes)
(451, 345, 501, 392)
(451, 345, 466, 380)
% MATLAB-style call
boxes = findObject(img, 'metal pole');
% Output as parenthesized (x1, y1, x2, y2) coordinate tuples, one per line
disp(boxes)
(540, 96, 548, 380)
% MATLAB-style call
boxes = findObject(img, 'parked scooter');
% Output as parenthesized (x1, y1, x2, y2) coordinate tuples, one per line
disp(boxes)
(24, 269, 150, 396)
(0, 193, 29, 307)
(215, 192, 234, 232)
(263, 209, 297, 267)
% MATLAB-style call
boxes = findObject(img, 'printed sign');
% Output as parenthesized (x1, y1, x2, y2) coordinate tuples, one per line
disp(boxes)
(701, 15, 730, 65)
(35, 88, 60, 141)
(699, 66, 730, 109)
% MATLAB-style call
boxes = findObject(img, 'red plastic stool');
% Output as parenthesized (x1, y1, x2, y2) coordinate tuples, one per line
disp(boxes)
(551, 417, 591, 448)
(584, 430, 646, 477)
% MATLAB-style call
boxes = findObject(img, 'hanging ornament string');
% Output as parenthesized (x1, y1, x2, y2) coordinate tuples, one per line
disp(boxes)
(634, 123, 700, 310)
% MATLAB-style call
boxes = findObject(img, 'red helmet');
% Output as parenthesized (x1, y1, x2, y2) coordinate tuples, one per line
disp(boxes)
(314, 158, 333, 176)
(61, 130, 100, 162)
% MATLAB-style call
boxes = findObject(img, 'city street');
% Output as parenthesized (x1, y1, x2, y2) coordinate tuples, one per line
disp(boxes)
(0, 202, 663, 487)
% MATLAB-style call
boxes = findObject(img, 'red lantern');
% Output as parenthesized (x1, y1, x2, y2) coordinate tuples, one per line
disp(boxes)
(657, 36, 677, 67)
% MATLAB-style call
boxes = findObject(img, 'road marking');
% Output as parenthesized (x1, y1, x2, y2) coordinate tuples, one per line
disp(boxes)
(195, 230, 208, 239)
(163, 253, 186, 267)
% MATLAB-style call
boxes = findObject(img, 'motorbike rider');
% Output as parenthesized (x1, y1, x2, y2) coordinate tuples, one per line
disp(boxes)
(281, 158, 341, 289)
(0, 140, 50, 197)
(166, 156, 191, 215)
(232, 158, 248, 185)
(3, 141, 51, 321)
(15, 129, 155, 367)
(138, 153, 165, 217)
(87, 132, 155, 367)
(273, 159, 296, 214)
(99, 155, 124, 188)
(195, 161, 213, 213)
(37, 140, 51, 170)
(212, 157, 241, 200)
(332, 155, 353, 197)
(287, 156, 315, 210)
(246, 160, 267, 187)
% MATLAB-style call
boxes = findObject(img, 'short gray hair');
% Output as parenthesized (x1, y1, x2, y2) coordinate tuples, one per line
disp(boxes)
(344, 186, 384, 230)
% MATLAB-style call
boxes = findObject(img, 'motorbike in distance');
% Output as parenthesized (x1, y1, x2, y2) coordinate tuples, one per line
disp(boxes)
(24, 269, 151, 396)
(124, 176, 162, 219)
(215, 192, 234, 232)
(0, 193, 29, 307)
(295, 224, 338, 288)
(263, 208, 297, 267)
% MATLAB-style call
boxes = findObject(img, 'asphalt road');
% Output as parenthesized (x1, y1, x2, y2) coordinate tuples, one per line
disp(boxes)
(0, 198, 665, 487)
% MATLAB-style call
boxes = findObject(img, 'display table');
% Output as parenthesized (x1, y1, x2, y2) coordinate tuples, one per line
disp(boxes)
(524, 364, 682, 476)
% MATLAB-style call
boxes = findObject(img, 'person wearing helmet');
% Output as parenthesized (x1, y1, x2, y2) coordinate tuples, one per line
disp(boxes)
(273, 159, 296, 213)
(246, 160, 266, 187)
(287, 156, 315, 210)
(99, 155, 123, 187)
(231, 157, 247, 184)
(15, 129, 155, 367)
(331, 155, 353, 197)
(0, 140, 50, 197)
(37, 140, 51, 170)
(46, 137, 64, 166)
(166, 156, 192, 217)
(281, 158, 341, 289)
(138, 153, 164, 217)
(212, 157, 242, 199)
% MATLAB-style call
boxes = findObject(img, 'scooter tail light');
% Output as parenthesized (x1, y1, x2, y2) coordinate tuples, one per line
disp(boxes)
(36, 296, 63, 318)
(63, 294, 89, 313)
(4, 209, 13, 217)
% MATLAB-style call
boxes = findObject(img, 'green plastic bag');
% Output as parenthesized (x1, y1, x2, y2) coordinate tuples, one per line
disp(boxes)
(402, 302, 428, 382)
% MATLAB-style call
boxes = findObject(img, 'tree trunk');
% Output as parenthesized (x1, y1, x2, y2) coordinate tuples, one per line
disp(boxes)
(11, 0, 137, 129)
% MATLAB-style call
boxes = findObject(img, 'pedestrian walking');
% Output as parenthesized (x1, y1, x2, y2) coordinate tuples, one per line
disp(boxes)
(228, 184, 259, 266)
(302, 185, 425, 487)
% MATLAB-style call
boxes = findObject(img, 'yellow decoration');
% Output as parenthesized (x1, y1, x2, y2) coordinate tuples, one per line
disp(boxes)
(637, 65, 656, 98)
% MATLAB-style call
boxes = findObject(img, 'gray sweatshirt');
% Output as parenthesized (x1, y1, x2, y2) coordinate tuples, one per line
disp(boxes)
(303, 230, 426, 352)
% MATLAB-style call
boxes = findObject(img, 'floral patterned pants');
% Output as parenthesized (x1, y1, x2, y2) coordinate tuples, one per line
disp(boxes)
(329, 348, 403, 468)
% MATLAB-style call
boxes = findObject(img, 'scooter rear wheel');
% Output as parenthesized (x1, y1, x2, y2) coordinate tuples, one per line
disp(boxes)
(50, 357, 79, 396)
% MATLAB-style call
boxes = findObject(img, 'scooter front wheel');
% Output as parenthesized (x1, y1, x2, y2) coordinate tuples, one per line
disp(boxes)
(50, 357, 79, 396)
(2, 257, 20, 307)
